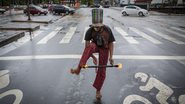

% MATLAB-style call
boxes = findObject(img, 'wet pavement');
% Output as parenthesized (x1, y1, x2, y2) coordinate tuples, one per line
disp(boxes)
(0, 8, 185, 104)
(0, 11, 63, 47)
(0, 31, 24, 47)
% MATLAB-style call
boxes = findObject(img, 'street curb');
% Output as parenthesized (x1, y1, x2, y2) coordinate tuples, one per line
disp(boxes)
(11, 20, 52, 24)
(0, 32, 25, 47)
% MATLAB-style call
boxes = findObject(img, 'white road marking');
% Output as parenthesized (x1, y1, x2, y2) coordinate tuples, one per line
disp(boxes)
(0, 89, 23, 104)
(179, 95, 185, 104)
(82, 27, 89, 43)
(40, 27, 50, 30)
(146, 28, 185, 44)
(0, 70, 10, 89)
(137, 72, 173, 104)
(135, 72, 148, 83)
(177, 60, 185, 66)
(123, 95, 152, 104)
(0, 55, 185, 60)
(114, 27, 139, 44)
(130, 27, 162, 44)
(60, 27, 77, 43)
(165, 28, 185, 38)
(37, 27, 63, 44)
(135, 72, 174, 104)
(33, 30, 44, 38)
(171, 27, 185, 33)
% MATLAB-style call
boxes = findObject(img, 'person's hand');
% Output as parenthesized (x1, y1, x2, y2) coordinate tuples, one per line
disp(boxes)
(109, 58, 114, 65)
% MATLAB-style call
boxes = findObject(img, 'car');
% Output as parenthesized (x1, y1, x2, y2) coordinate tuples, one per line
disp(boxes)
(80, 4, 88, 8)
(103, 5, 110, 8)
(48, 4, 57, 12)
(0, 8, 6, 14)
(63, 5, 75, 14)
(52, 5, 75, 15)
(90, 4, 100, 8)
(24, 5, 48, 15)
(121, 5, 149, 16)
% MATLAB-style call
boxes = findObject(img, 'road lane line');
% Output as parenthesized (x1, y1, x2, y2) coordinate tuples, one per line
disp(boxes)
(37, 27, 63, 44)
(82, 27, 89, 43)
(0, 55, 185, 60)
(114, 27, 139, 44)
(177, 60, 185, 66)
(146, 28, 185, 44)
(165, 28, 185, 38)
(171, 27, 185, 33)
(60, 27, 77, 43)
(130, 27, 162, 44)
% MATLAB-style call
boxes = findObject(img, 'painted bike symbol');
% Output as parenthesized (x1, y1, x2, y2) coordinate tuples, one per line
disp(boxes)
(0, 70, 23, 104)
(123, 72, 185, 104)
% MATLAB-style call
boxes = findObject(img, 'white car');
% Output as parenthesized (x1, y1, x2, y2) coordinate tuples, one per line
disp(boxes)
(121, 5, 149, 16)
(0, 8, 6, 14)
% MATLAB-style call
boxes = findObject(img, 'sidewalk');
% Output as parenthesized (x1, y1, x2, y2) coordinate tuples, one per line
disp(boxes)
(0, 23, 40, 47)
(0, 11, 54, 47)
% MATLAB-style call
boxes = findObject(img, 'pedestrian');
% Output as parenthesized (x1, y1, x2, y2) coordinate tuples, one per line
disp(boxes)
(70, 8, 115, 100)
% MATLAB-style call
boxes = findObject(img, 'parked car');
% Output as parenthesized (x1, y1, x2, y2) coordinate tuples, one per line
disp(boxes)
(80, 4, 88, 8)
(90, 4, 100, 8)
(48, 4, 57, 12)
(63, 5, 75, 14)
(121, 5, 149, 16)
(0, 8, 6, 14)
(24, 5, 48, 15)
(52, 5, 75, 15)
(103, 4, 110, 8)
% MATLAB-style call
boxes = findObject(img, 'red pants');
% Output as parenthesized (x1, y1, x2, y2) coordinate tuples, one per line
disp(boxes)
(78, 42, 109, 91)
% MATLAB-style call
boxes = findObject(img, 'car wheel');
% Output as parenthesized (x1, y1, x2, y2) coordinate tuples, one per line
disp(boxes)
(32, 13, 34, 16)
(122, 12, 127, 16)
(138, 12, 144, 17)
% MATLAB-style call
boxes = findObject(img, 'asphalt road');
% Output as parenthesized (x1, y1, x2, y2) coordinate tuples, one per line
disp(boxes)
(0, 8, 185, 104)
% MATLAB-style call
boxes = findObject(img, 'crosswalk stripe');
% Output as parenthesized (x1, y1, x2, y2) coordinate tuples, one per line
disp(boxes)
(165, 28, 185, 38)
(115, 27, 139, 44)
(60, 27, 77, 43)
(82, 27, 89, 43)
(177, 60, 185, 66)
(37, 27, 63, 44)
(33, 30, 44, 38)
(130, 27, 162, 44)
(146, 28, 185, 44)
(171, 27, 185, 33)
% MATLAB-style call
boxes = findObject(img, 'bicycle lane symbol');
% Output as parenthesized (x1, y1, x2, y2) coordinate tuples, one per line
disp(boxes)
(0, 70, 23, 104)
(123, 72, 185, 104)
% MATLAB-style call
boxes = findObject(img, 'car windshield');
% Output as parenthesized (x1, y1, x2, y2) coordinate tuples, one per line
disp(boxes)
(35, 6, 43, 10)
(31, 5, 43, 10)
